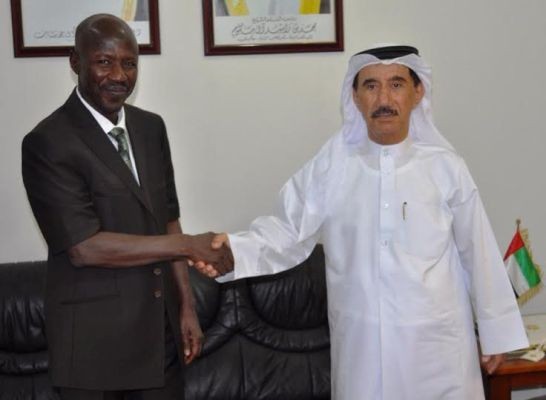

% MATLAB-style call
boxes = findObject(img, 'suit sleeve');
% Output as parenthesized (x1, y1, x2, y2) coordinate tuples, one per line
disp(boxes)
(22, 131, 101, 254)
(158, 118, 180, 222)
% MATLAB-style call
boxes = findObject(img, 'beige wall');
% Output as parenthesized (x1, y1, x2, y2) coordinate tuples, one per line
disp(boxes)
(1, 1, 545, 397)
(2, 0, 546, 315)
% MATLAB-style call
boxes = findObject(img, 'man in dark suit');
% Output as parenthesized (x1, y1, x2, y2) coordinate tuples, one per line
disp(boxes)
(22, 13, 230, 399)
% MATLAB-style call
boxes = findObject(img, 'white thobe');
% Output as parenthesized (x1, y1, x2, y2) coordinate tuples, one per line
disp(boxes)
(227, 134, 528, 400)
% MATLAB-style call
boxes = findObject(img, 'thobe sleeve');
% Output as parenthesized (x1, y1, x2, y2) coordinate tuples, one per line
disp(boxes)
(220, 134, 346, 282)
(225, 152, 331, 281)
(450, 160, 528, 355)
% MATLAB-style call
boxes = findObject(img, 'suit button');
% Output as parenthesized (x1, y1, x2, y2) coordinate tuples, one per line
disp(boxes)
(154, 290, 162, 298)
(153, 268, 162, 276)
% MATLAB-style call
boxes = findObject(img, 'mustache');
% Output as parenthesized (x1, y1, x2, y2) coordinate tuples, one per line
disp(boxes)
(371, 106, 398, 118)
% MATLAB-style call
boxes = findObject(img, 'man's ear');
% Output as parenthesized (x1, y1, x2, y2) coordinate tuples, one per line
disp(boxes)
(414, 82, 425, 107)
(69, 49, 80, 75)
(352, 89, 362, 111)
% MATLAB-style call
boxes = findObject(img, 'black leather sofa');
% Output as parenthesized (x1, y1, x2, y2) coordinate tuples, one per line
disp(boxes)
(0, 246, 330, 400)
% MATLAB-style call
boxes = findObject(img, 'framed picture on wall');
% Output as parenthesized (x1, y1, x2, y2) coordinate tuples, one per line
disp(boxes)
(10, 0, 160, 57)
(202, 0, 343, 55)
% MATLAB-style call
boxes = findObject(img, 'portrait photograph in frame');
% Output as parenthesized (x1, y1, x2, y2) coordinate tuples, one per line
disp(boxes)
(203, 0, 344, 55)
(10, 0, 160, 57)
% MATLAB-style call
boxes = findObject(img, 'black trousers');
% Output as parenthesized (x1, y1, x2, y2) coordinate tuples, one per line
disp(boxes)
(58, 315, 183, 400)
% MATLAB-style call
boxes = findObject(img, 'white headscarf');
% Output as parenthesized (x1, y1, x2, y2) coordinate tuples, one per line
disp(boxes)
(341, 49, 454, 151)
(287, 47, 455, 227)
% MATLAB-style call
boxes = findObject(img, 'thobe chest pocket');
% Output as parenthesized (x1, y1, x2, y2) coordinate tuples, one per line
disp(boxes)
(395, 197, 453, 263)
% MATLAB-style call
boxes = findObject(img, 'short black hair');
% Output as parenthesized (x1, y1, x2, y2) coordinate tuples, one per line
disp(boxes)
(74, 13, 138, 55)
(352, 66, 421, 90)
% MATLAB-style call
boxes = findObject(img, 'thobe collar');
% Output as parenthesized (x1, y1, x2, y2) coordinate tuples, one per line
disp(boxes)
(359, 135, 415, 170)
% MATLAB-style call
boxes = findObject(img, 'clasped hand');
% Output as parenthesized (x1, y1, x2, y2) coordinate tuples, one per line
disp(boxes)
(186, 232, 233, 278)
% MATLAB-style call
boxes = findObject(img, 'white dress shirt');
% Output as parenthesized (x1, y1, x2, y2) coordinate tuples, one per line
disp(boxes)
(76, 88, 140, 184)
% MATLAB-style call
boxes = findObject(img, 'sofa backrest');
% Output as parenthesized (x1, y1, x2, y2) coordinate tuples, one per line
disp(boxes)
(0, 260, 54, 400)
(0, 246, 330, 400)
(187, 245, 330, 399)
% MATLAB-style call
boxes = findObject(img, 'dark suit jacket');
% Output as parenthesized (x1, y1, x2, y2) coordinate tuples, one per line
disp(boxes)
(22, 90, 183, 390)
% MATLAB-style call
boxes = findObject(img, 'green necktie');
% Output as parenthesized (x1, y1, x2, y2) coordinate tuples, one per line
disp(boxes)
(108, 127, 135, 176)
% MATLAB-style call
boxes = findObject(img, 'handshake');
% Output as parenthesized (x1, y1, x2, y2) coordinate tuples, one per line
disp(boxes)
(182, 232, 233, 278)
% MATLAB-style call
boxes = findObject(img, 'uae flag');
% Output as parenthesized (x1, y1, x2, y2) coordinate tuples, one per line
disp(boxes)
(504, 227, 541, 304)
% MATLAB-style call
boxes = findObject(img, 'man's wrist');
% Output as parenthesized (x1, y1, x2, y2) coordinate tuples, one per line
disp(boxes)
(172, 233, 193, 258)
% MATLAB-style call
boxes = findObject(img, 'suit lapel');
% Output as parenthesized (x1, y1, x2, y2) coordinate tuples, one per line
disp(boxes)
(64, 91, 157, 221)
(125, 107, 159, 227)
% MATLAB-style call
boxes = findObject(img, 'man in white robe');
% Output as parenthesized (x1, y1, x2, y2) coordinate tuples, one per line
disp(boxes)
(194, 45, 529, 400)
